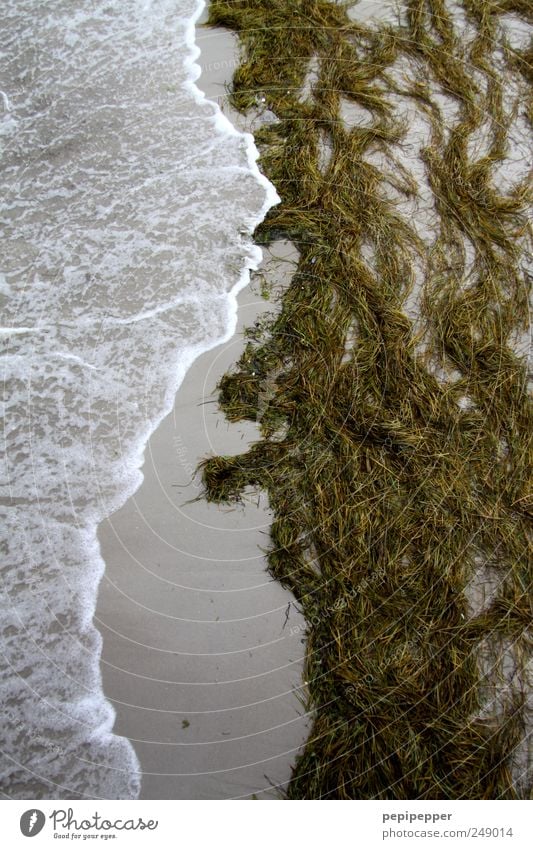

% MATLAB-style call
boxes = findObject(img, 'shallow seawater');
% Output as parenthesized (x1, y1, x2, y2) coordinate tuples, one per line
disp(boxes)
(0, 0, 276, 798)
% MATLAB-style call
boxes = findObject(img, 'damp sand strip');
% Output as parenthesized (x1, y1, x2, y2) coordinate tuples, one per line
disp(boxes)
(200, 0, 533, 799)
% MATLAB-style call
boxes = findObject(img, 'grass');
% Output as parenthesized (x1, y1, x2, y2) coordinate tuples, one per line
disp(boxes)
(200, 0, 532, 799)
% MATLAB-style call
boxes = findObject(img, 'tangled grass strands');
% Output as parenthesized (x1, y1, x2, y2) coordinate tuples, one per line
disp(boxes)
(200, 0, 532, 798)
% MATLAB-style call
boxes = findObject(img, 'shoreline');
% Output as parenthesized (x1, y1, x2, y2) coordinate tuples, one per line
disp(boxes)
(97, 260, 309, 801)
(2, 0, 530, 802)
(95, 17, 309, 800)
(0, 0, 306, 800)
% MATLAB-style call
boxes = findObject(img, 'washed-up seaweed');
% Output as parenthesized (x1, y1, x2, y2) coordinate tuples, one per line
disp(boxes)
(201, 0, 532, 799)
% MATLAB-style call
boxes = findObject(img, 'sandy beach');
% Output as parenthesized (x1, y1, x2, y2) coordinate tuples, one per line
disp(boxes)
(97, 258, 309, 800)
(95, 16, 309, 799)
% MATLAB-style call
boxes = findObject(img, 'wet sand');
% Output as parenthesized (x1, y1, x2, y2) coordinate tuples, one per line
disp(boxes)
(95, 20, 309, 800)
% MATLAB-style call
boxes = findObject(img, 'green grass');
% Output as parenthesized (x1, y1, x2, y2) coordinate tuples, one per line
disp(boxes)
(200, 0, 532, 799)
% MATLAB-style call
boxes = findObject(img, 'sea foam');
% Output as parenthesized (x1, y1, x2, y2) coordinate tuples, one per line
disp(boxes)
(0, 0, 277, 798)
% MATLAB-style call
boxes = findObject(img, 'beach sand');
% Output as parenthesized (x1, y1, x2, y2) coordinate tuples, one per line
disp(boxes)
(95, 17, 309, 800)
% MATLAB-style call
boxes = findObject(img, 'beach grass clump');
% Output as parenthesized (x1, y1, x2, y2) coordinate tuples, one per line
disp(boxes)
(200, 0, 532, 798)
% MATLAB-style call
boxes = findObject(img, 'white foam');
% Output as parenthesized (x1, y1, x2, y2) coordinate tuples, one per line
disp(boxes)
(0, 0, 278, 798)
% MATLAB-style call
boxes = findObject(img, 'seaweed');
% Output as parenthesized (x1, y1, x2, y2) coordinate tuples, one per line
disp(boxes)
(200, 0, 532, 798)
